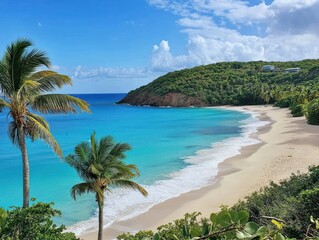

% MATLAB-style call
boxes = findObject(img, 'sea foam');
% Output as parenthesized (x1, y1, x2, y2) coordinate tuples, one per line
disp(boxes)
(68, 108, 270, 236)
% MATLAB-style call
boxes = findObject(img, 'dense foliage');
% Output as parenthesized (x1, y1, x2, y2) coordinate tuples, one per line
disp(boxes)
(117, 210, 304, 240)
(117, 167, 319, 240)
(122, 60, 319, 122)
(126, 60, 319, 105)
(233, 166, 319, 239)
(307, 99, 319, 125)
(0, 201, 78, 240)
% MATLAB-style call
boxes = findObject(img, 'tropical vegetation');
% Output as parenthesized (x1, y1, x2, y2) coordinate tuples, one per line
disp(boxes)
(0, 201, 78, 240)
(0, 39, 90, 207)
(233, 165, 319, 239)
(120, 59, 319, 124)
(64, 132, 148, 240)
(307, 99, 319, 125)
(117, 166, 319, 240)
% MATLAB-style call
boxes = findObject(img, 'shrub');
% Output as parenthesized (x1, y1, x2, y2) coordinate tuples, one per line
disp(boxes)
(307, 98, 319, 125)
(233, 166, 319, 239)
(117, 168, 319, 239)
(117, 210, 290, 240)
(0, 201, 78, 240)
(290, 104, 306, 117)
(274, 96, 293, 108)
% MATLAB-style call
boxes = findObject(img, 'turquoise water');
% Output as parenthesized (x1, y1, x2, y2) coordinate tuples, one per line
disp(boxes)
(0, 94, 250, 229)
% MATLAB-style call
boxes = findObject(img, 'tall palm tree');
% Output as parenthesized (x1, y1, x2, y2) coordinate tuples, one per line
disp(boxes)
(64, 132, 148, 240)
(0, 39, 90, 207)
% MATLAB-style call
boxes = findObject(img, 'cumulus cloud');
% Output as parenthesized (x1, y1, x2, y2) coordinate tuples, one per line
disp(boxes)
(54, 0, 319, 93)
(148, 0, 319, 70)
(150, 40, 177, 71)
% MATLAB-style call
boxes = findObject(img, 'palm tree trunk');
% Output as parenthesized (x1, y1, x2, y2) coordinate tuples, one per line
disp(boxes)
(98, 200, 104, 240)
(18, 125, 30, 208)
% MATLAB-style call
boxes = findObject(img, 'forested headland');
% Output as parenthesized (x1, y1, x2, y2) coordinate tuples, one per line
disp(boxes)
(119, 59, 319, 124)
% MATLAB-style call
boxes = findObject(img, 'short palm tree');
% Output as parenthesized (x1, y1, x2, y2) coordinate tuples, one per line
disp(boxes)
(0, 39, 90, 207)
(64, 132, 148, 240)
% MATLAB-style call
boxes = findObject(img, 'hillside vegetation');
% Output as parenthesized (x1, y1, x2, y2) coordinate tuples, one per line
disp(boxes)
(119, 59, 319, 124)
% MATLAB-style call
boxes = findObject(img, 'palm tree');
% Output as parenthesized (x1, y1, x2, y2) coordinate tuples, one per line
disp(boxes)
(0, 39, 90, 207)
(64, 132, 148, 240)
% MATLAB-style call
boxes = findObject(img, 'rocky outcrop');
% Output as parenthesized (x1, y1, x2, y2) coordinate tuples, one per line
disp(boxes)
(118, 92, 207, 107)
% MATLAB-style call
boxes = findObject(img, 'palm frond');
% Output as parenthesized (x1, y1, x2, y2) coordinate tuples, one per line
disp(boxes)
(20, 48, 50, 78)
(110, 143, 131, 159)
(0, 62, 12, 96)
(26, 112, 50, 130)
(64, 155, 79, 169)
(25, 113, 62, 157)
(88, 163, 104, 176)
(17, 79, 40, 98)
(30, 71, 72, 92)
(31, 94, 90, 114)
(74, 142, 91, 162)
(106, 162, 139, 179)
(97, 136, 114, 162)
(3, 39, 31, 92)
(90, 132, 98, 160)
(112, 179, 148, 197)
(64, 153, 95, 181)
(70, 182, 95, 200)
(0, 98, 10, 112)
(125, 164, 141, 176)
(8, 121, 18, 146)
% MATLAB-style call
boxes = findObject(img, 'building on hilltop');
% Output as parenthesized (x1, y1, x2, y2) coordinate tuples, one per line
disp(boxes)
(261, 65, 275, 72)
(285, 68, 301, 73)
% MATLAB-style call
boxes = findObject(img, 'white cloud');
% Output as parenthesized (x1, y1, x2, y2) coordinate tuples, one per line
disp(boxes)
(150, 40, 175, 71)
(147, 0, 319, 70)
(74, 66, 149, 79)
(49, 0, 319, 94)
(56, 66, 161, 93)
(37, 22, 42, 27)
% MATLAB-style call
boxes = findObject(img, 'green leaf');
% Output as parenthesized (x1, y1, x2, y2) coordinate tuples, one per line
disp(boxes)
(153, 233, 160, 240)
(182, 224, 189, 237)
(256, 226, 267, 237)
(216, 210, 232, 227)
(210, 213, 217, 224)
(225, 230, 237, 239)
(237, 210, 249, 224)
(202, 221, 209, 235)
(230, 210, 239, 222)
(236, 231, 251, 239)
(172, 234, 179, 240)
(190, 227, 202, 237)
(275, 233, 286, 240)
(244, 222, 258, 235)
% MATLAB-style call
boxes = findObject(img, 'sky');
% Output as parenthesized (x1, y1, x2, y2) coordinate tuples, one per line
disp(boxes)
(1, 0, 319, 93)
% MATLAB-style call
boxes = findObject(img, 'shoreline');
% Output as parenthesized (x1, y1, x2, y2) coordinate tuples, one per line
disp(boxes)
(80, 105, 319, 240)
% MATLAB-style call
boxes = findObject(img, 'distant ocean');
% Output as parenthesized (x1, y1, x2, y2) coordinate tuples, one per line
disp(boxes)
(0, 94, 267, 235)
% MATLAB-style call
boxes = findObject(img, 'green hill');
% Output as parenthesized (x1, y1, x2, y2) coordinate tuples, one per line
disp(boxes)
(119, 60, 319, 107)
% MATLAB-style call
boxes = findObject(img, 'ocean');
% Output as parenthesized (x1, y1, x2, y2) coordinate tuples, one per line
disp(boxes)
(0, 93, 267, 235)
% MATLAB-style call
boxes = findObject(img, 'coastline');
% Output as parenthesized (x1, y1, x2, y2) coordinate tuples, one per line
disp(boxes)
(80, 105, 319, 240)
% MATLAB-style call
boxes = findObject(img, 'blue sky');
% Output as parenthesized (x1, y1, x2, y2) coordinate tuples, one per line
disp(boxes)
(1, 0, 319, 93)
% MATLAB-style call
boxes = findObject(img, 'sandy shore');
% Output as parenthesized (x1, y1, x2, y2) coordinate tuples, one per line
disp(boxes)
(81, 106, 319, 240)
